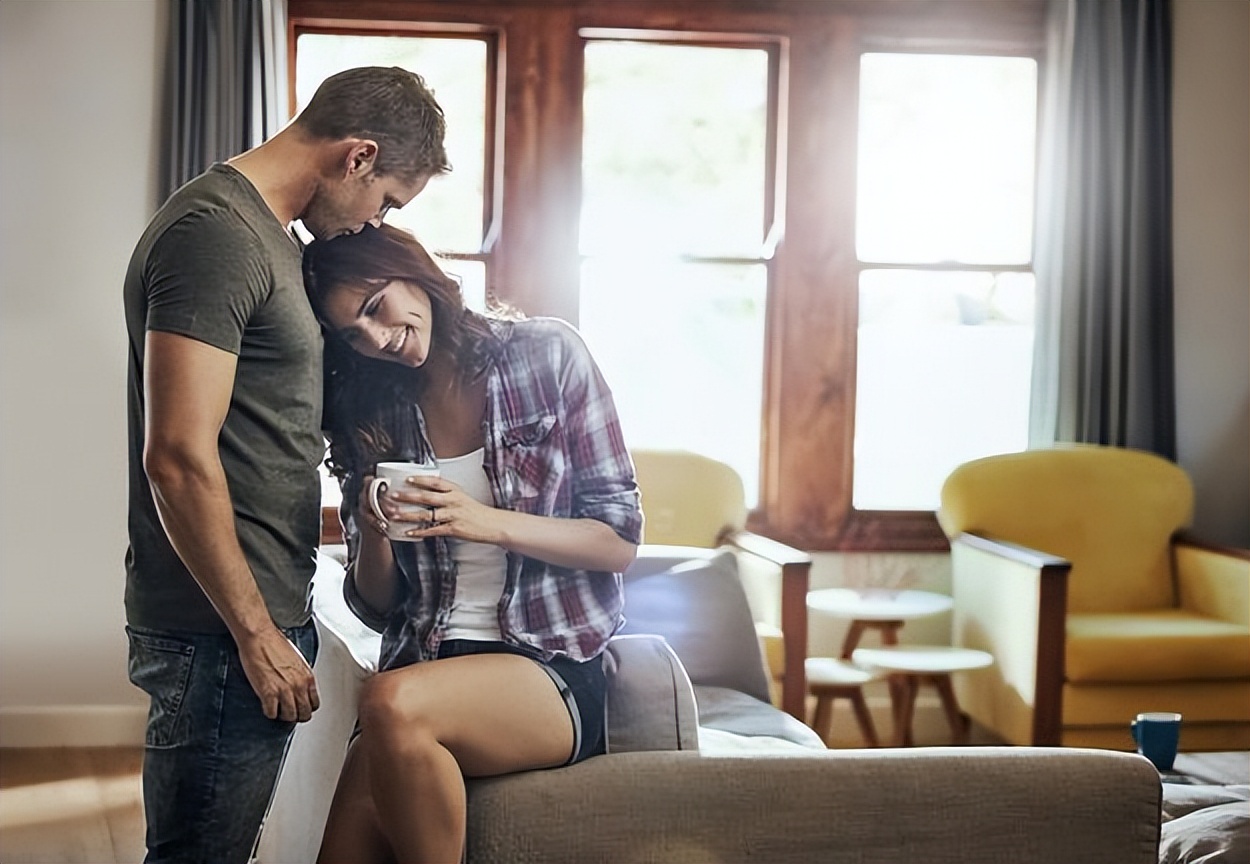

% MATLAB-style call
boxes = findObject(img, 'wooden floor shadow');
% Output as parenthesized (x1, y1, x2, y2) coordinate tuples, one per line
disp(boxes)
(0, 747, 144, 864)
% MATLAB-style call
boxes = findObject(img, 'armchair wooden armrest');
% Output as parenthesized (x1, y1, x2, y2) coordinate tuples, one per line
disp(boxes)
(720, 528, 811, 720)
(1173, 533, 1250, 627)
(948, 532, 1071, 746)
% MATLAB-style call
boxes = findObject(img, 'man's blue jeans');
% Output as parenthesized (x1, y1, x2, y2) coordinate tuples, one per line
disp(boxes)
(126, 621, 319, 864)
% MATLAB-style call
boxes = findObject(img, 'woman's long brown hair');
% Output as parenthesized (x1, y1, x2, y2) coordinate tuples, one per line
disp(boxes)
(302, 223, 501, 485)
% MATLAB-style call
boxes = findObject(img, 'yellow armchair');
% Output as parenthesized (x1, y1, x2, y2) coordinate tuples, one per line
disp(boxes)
(630, 449, 812, 721)
(938, 444, 1250, 751)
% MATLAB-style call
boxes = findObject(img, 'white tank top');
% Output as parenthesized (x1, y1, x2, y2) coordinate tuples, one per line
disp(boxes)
(439, 448, 508, 641)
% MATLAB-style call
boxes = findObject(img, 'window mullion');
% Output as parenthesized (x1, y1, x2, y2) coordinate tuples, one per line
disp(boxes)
(493, 7, 583, 322)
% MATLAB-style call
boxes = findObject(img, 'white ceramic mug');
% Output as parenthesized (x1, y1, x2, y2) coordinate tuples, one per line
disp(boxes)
(368, 461, 440, 542)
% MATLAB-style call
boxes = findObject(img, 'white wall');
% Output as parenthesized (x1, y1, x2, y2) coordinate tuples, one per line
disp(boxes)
(0, 0, 163, 744)
(1172, 0, 1250, 548)
(0, 0, 1244, 746)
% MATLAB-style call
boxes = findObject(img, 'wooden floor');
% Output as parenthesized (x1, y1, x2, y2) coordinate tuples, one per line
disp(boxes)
(0, 748, 145, 864)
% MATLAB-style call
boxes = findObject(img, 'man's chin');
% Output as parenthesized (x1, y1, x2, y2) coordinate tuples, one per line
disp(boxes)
(301, 220, 342, 241)
(298, 219, 326, 240)
(324, 225, 366, 240)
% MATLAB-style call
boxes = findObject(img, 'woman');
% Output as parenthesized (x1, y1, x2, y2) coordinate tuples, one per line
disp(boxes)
(302, 223, 641, 864)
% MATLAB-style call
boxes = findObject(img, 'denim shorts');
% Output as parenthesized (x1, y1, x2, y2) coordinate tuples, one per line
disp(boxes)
(434, 639, 607, 765)
(126, 621, 318, 864)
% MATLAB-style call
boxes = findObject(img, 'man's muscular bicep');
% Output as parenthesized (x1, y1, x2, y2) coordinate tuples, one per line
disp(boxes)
(142, 330, 286, 650)
(143, 331, 238, 468)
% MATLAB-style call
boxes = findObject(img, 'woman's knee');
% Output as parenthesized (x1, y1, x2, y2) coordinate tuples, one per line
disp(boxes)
(358, 672, 438, 742)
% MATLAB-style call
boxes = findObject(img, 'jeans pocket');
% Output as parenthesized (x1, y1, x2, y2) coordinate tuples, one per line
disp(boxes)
(126, 627, 196, 748)
(283, 620, 320, 667)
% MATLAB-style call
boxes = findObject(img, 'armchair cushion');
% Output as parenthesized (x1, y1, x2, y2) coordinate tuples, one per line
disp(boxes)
(1064, 680, 1250, 726)
(1067, 611, 1250, 682)
(630, 449, 748, 547)
(939, 445, 1192, 612)
(620, 549, 773, 704)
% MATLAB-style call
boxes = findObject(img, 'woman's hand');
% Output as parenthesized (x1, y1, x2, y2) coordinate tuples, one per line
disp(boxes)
(371, 473, 636, 573)
(390, 477, 635, 570)
(384, 475, 504, 545)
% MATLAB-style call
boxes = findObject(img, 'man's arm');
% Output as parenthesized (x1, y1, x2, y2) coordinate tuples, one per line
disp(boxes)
(143, 330, 319, 722)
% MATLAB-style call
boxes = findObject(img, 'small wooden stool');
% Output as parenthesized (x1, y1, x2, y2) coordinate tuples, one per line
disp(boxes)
(805, 656, 886, 747)
(851, 645, 993, 746)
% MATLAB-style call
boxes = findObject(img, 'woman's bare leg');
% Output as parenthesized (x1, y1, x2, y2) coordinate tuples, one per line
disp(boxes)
(351, 653, 576, 864)
(316, 739, 395, 864)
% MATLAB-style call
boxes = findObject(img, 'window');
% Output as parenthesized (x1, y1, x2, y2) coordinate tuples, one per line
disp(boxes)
(291, 0, 1047, 549)
(852, 53, 1039, 511)
(578, 39, 775, 505)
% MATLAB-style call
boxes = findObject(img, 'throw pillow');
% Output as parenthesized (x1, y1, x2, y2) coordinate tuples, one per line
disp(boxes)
(620, 549, 773, 704)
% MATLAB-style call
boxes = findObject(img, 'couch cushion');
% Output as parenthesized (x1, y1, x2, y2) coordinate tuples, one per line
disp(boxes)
(1160, 784, 1250, 864)
(1067, 611, 1250, 683)
(693, 685, 826, 749)
(620, 549, 773, 704)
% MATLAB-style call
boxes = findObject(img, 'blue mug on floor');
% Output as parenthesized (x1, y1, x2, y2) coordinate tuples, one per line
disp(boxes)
(1131, 711, 1182, 771)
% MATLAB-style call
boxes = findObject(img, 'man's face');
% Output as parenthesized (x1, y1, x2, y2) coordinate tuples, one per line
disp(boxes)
(302, 170, 430, 240)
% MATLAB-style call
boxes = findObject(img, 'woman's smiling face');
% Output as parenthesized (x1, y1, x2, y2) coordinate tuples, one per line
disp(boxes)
(322, 279, 434, 368)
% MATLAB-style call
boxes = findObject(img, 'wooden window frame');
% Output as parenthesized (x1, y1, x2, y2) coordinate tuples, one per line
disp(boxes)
(291, 0, 1047, 552)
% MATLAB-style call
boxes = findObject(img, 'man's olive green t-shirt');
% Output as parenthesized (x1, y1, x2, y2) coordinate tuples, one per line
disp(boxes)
(124, 164, 323, 633)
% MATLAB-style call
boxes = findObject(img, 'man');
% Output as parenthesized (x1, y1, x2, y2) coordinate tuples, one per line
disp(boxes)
(123, 66, 449, 863)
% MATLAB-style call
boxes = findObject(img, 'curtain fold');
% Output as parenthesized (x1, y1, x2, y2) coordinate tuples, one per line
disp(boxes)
(161, 0, 289, 202)
(1029, 0, 1176, 459)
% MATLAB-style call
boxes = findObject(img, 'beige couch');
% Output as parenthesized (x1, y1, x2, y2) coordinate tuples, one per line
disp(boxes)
(255, 548, 1163, 864)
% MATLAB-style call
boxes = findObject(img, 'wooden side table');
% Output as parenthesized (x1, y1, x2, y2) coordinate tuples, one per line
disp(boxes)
(806, 589, 954, 659)
(851, 645, 994, 746)
(805, 657, 886, 747)
(804, 589, 955, 745)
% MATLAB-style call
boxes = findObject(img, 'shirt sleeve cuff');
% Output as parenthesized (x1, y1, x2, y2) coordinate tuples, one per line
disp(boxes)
(342, 565, 391, 633)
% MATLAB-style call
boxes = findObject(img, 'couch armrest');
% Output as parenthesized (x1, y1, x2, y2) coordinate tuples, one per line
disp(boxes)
(604, 634, 700, 753)
(949, 532, 1070, 746)
(465, 747, 1160, 864)
(721, 529, 811, 721)
(1174, 535, 1250, 627)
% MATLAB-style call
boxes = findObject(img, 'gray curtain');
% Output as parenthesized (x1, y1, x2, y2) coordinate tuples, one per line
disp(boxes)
(161, 0, 289, 202)
(1029, 0, 1176, 459)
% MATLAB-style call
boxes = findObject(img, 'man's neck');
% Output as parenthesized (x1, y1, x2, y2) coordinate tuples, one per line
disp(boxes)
(227, 127, 320, 228)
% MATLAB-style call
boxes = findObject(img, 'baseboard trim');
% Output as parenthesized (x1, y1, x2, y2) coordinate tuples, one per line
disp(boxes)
(0, 705, 146, 748)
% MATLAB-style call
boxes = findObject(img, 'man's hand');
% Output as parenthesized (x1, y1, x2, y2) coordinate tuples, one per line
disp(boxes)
(236, 626, 320, 722)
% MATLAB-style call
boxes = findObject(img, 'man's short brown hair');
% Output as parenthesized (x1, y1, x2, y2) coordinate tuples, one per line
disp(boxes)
(295, 66, 451, 182)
